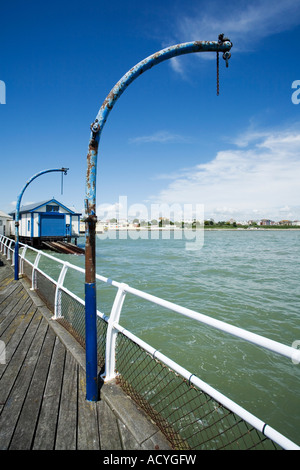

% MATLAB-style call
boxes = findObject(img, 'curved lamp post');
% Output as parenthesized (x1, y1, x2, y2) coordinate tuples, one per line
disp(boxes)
(84, 35, 233, 401)
(14, 167, 69, 280)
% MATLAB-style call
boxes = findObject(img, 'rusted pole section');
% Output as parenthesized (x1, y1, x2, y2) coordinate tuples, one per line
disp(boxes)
(84, 35, 233, 401)
(85, 134, 99, 401)
(14, 168, 68, 281)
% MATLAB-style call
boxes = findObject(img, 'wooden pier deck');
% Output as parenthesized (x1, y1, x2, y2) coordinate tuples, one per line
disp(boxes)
(0, 254, 170, 451)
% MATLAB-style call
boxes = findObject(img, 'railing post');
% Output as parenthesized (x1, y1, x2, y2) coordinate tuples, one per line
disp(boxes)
(53, 263, 69, 319)
(7, 239, 13, 261)
(4, 237, 9, 258)
(31, 252, 41, 290)
(19, 245, 27, 275)
(103, 283, 127, 382)
(0, 236, 4, 255)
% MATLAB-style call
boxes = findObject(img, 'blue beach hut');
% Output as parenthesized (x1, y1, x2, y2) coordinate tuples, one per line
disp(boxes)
(9, 198, 81, 246)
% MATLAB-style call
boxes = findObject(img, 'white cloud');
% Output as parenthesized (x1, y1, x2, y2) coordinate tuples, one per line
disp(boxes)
(149, 126, 300, 221)
(129, 130, 193, 144)
(166, 0, 300, 74)
(176, 0, 300, 46)
(169, 57, 187, 78)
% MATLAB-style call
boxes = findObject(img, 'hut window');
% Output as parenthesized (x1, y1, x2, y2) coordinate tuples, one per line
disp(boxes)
(46, 205, 59, 212)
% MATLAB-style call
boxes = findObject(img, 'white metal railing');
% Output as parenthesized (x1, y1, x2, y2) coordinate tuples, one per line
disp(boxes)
(0, 234, 299, 450)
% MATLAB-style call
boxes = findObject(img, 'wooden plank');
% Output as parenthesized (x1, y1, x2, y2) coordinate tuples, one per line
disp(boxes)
(0, 282, 19, 302)
(9, 326, 57, 450)
(0, 309, 41, 403)
(0, 267, 14, 288)
(55, 351, 78, 450)
(0, 272, 11, 286)
(77, 367, 100, 450)
(0, 297, 32, 340)
(0, 288, 28, 330)
(0, 314, 47, 449)
(0, 284, 24, 315)
(118, 420, 144, 450)
(32, 337, 66, 450)
(0, 307, 36, 380)
(0, 280, 21, 304)
(97, 399, 123, 450)
(0, 287, 31, 315)
(5, 288, 30, 316)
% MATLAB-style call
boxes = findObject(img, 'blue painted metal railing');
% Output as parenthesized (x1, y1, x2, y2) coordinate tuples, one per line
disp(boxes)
(84, 35, 233, 401)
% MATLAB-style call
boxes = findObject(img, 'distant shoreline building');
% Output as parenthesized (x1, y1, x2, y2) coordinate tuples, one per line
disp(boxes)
(260, 219, 274, 226)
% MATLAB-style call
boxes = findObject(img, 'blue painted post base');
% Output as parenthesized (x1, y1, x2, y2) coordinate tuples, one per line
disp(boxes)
(14, 243, 19, 281)
(85, 282, 98, 401)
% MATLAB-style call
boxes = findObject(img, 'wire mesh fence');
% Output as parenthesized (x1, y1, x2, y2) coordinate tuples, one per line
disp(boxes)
(57, 289, 107, 370)
(115, 332, 280, 450)
(35, 270, 56, 311)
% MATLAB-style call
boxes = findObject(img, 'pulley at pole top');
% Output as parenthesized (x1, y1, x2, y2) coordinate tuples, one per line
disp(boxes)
(216, 33, 232, 96)
(60, 167, 69, 195)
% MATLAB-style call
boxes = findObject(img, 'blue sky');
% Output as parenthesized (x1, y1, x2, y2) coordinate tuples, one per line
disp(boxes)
(1, 0, 300, 222)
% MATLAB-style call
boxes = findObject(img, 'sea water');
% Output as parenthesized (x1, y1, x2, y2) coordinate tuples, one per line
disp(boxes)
(50, 229, 300, 444)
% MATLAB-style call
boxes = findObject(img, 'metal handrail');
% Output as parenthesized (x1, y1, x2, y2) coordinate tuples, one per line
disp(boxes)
(0, 234, 299, 450)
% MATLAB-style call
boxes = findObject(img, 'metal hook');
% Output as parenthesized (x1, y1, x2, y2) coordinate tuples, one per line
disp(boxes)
(223, 51, 231, 68)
